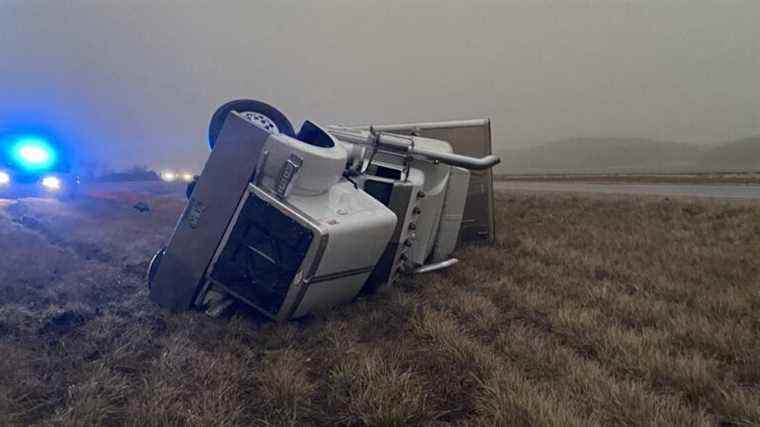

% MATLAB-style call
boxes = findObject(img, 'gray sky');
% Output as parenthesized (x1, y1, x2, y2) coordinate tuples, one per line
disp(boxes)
(1, 0, 758, 171)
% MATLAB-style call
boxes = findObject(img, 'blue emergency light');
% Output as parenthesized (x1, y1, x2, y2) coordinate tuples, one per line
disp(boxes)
(8, 136, 57, 171)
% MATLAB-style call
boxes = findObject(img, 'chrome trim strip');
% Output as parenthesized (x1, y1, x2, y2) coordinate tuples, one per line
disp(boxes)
(285, 233, 329, 320)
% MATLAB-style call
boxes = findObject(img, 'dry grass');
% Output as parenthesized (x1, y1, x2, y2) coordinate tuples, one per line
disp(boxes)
(1, 191, 759, 425)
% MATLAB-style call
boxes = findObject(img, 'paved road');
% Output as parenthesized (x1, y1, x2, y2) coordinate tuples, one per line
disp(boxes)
(494, 181, 760, 200)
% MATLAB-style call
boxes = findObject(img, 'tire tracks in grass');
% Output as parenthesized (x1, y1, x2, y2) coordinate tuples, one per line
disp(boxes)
(6, 200, 114, 264)
(5, 200, 154, 281)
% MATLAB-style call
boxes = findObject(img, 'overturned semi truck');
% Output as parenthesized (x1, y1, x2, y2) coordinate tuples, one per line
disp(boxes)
(148, 100, 500, 321)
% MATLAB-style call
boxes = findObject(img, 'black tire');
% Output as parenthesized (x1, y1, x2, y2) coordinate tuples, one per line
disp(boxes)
(208, 99, 295, 150)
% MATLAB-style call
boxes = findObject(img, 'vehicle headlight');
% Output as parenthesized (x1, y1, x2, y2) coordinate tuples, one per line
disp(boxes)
(0, 171, 10, 185)
(41, 176, 61, 190)
(161, 171, 176, 182)
(181, 173, 194, 182)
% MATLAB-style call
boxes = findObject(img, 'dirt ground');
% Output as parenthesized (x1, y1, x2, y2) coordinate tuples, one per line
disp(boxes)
(1, 184, 759, 426)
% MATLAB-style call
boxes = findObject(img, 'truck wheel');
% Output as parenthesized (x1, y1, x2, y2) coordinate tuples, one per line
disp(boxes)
(208, 99, 295, 149)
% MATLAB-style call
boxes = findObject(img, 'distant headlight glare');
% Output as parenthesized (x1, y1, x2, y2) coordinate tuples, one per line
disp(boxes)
(161, 171, 176, 182)
(41, 176, 61, 191)
(0, 171, 9, 185)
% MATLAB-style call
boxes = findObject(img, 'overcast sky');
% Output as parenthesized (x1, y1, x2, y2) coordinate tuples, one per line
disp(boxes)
(1, 1, 758, 171)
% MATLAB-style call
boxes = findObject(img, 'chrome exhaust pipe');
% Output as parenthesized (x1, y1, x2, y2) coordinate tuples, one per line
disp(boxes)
(327, 128, 501, 171)
(413, 258, 459, 274)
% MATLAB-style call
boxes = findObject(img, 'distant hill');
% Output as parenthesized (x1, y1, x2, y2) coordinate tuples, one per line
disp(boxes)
(496, 138, 704, 174)
(697, 136, 760, 171)
(495, 136, 760, 174)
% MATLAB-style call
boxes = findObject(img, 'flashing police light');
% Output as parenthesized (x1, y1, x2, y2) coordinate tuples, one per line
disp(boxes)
(9, 137, 57, 171)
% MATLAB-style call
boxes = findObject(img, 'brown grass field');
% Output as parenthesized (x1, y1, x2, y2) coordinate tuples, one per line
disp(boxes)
(1, 189, 759, 426)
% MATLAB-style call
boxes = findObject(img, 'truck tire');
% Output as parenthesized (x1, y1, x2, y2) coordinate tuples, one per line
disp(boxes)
(208, 99, 295, 149)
